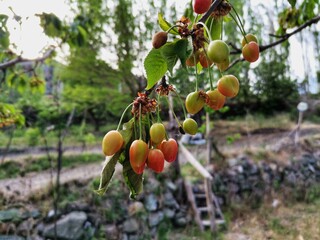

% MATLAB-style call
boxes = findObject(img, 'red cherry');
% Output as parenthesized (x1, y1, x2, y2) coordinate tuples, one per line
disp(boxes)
(147, 149, 165, 173)
(242, 42, 260, 63)
(193, 0, 212, 14)
(129, 139, 148, 174)
(160, 138, 178, 163)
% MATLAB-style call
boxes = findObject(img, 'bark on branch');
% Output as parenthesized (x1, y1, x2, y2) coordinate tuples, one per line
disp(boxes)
(227, 15, 320, 70)
(0, 47, 56, 70)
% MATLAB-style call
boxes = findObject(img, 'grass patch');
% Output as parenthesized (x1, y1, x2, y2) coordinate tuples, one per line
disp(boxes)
(226, 199, 320, 240)
(0, 161, 23, 179)
(0, 153, 103, 180)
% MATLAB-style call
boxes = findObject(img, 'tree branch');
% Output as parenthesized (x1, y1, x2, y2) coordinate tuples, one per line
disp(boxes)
(198, 0, 223, 24)
(0, 47, 56, 70)
(230, 14, 320, 55)
(228, 14, 320, 69)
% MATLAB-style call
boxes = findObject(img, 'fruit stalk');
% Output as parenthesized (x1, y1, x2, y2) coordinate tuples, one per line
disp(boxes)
(139, 103, 142, 140)
(231, 5, 247, 39)
(173, 90, 187, 119)
(203, 48, 214, 90)
(165, 96, 181, 128)
(229, 12, 246, 40)
(197, 22, 212, 42)
(117, 102, 134, 131)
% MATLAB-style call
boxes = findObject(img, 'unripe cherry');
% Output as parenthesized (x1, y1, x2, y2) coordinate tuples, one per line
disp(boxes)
(241, 33, 258, 47)
(217, 75, 240, 98)
(206, 89, 226, 110)
(150, 123, 166, 144)
(183, 118, 198, 135)
(102, 130, 123, 156)
(207, 40, 230, 64)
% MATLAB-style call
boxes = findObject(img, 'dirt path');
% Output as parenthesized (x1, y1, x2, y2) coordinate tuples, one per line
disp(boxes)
(1, 146, 102, 163)
(0, 161, 122, 201)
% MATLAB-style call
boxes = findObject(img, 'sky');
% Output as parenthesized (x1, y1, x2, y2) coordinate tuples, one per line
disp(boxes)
(0, 0, 318, 93)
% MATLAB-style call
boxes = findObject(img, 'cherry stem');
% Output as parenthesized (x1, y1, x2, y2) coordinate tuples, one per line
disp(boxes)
(220, 18, 224, 40)
(139, 104, 142, 140)
(231, 5, 247, 37)
(133, 114, 137, 140)
(203, 48, 214, 90)
(194, 55, 199, 92)
(116, 102, 134, 131)
(173, 90, 187, 119)
(165, 96, 181, 127)
(166, 25, 179, 33)
(197, 22, 212, 42)
(193, 14, 200, 27)
(157, 94, 161, 122)
(229, 12, 246, 40)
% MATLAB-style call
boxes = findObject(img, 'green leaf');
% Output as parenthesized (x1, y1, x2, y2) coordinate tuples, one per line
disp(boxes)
(144, 48, 167, 90)
(206, 18, 221, 41)
(288, 0, 296, 8)
(160, 42, 179, 74)
(17, 76, 27, 94)
(158, 13, 179, 35)
(37, 13, 63, 38)
(176, 38, 193, 68)
(122, 158, 143, 199)
(95, 152, 121, 195)
(160, 39, 193, 72)
(0, 29, 9, 49)
(6, 73, 17, 87)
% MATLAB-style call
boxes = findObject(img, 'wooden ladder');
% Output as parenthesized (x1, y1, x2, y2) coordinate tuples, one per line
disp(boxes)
(180, 142, 225, 232)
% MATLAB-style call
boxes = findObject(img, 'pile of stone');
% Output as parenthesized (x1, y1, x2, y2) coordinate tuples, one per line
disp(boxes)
(211, 153, 320, 206)
(0, 178, 190, 240)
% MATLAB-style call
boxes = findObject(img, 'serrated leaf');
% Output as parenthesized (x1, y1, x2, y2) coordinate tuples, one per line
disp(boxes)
(144, 48, 167, 90)
(158, 13, 179, 35)
(122, 158, 143, 199)
(95, 152, 122, 195)
(175, 38, 193, 68)
(288, 0, 296, 8)
(160, 42, 179, 74)
(160, 39, 192, 71)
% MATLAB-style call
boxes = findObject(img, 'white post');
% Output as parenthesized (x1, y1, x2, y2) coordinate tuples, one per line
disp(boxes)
(295, 102, 308, 146)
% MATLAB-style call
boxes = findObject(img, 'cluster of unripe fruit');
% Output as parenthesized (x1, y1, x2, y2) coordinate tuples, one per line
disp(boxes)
(102, 123, 178, 175)
(101, 0, 260, 179)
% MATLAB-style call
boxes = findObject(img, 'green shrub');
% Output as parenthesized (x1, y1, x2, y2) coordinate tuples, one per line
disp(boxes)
(25, 127, 41, 146)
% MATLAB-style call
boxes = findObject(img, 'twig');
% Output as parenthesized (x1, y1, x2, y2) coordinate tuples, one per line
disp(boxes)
(198, 0, 223, 24)
(0, 47, 56, 70)
(227, 14, 320, 69)
(230, 15, 320, 55)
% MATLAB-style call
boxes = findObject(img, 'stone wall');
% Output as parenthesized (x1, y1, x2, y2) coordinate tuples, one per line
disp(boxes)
(211, 153, 320, 207)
